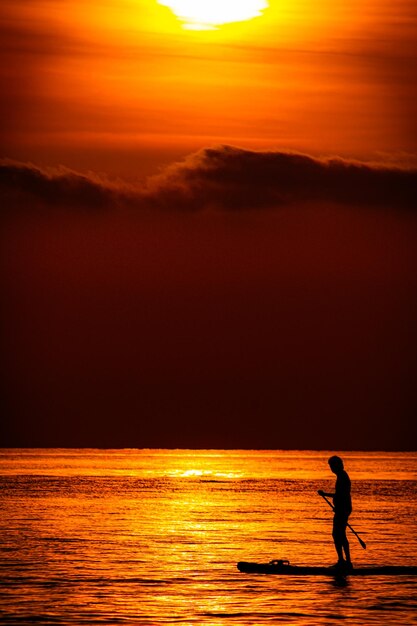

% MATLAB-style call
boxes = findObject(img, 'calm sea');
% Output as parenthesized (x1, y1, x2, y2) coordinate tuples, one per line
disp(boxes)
(1, 450, 416, 625)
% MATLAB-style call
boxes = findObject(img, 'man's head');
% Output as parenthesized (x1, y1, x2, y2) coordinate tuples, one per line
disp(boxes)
(328, 455, 344, 474)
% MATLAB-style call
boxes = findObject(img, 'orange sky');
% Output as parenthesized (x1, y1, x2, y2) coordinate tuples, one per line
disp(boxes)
(1, 0, 417, 177)
(1, 1, 417, 449)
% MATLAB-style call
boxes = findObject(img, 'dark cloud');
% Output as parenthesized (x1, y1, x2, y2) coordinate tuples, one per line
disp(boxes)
(148, 146, 417, 211)
(2, 148, 417, 450)
(0, 160, 128, 212)
(1, 146, 417, 213)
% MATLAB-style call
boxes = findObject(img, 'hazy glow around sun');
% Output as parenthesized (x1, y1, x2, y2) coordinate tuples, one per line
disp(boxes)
(158, 0, 269, 30)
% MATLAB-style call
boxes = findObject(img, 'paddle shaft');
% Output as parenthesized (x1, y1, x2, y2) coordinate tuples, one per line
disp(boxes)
(320, 493, 366, 549)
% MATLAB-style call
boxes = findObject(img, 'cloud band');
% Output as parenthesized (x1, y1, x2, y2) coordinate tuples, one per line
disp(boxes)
(1, 146, 416, 212)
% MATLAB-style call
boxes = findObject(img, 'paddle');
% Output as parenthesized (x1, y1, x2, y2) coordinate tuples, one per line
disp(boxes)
(319, 493, 367, 549)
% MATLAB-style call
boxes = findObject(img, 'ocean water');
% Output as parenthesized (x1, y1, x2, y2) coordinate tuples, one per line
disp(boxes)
(0, 449, 416, 625)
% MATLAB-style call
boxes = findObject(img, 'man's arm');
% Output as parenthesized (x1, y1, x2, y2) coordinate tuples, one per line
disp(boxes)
(318, 489, 335, 497)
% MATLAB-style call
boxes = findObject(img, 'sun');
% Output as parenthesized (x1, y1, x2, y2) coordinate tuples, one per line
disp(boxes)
(158, 0, 269, 30)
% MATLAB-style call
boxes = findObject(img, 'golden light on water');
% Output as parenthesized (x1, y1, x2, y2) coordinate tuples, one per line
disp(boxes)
(2, 451, 417, 624)
(157, 0, 269, 30)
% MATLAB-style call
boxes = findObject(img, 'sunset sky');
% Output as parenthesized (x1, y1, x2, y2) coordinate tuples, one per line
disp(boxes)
(1, 0, 417, 449)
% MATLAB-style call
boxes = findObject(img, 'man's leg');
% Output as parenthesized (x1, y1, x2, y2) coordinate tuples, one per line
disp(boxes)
(341, 523, 352, 565)
(332, 516, 345, 563)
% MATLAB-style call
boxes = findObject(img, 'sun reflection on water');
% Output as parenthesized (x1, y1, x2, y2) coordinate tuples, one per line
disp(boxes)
(1, 450, 416, 624)
(169, 468, 243, 479)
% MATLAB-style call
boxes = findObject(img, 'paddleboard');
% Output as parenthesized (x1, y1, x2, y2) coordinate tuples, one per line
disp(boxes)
(237, 561, 417, 576)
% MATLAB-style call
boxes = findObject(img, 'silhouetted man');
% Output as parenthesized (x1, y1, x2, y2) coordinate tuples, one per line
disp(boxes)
(318, 455, 352, 570)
